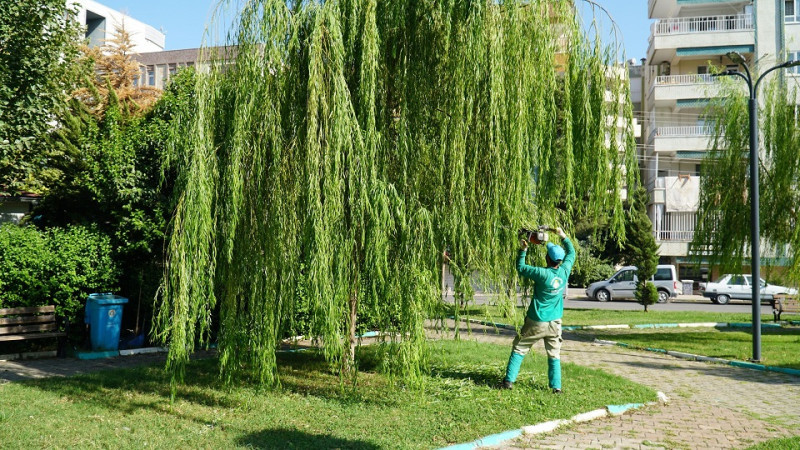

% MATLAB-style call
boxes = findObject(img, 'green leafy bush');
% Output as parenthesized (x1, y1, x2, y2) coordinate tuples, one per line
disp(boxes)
(570, 245, 616, 287)
(0, 224, 119, 323)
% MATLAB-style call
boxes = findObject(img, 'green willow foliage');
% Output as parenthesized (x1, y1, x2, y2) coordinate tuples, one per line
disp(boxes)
(693, 77, 800, 280)
(154, 0, 638, 388)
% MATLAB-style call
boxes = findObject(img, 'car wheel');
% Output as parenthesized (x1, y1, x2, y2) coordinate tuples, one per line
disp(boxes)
(595, 289, 610, 302)
(657, 290, 670, 303)
(716, 294, 730, 305)
(710, 297, 719, 304)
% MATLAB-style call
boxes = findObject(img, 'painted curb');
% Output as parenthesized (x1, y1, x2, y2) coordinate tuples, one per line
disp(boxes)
(120, 347, 168, 356)
(521, 419, 566, 435)
(607, 403, 645, 416)
(75, 350, 118, 360)
(458, 317, 791, 332)
(633, 323, 679, 329)
(678, 322, 724, 328)
(582, 324, 630, 330)
(439, 429, 523, 450)
(593, 339, 800, 378)
(767, 366, 800, 376)
(570, 408, 608, 423)
(437, 393, 668, 449)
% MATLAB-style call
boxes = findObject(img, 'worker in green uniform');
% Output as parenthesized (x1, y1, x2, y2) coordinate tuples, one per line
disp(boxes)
(500, 226, 575, 393)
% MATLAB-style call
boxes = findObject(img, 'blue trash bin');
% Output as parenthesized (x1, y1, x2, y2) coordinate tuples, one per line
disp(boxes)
(85, 293, 129, 351)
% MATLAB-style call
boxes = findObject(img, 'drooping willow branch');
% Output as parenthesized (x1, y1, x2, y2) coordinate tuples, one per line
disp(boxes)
(154, 0, 638, 389)
(693, 74, 800, 284)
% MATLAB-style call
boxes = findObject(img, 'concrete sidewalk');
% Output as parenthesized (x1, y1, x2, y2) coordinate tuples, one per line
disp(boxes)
(433, 320, 800, 449)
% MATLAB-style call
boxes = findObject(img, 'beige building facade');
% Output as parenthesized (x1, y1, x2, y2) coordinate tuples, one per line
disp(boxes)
(643, 0, 800, 279)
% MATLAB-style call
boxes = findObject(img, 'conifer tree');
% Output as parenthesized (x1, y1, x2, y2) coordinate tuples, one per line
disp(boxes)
(627, 188, 660, 311)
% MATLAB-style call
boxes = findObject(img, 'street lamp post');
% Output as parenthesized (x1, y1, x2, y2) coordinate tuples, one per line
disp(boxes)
(713, 52, 800, 361)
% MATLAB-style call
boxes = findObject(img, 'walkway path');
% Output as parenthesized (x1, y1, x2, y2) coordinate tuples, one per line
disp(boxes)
(432, 320, 800, 449)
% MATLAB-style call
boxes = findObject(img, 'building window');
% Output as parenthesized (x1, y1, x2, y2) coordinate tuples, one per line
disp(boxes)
(789, 51, 800, 74)
(788, 0, 797, 22)
(147, 66, 155, 86)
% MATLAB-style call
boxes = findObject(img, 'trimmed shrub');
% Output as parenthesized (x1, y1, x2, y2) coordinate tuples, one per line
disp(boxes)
(635, 281, 659, 312)
(0, 223, 119, 323)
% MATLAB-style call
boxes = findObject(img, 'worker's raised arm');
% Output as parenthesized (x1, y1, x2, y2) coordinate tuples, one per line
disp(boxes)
(516, 239, 546, 281)
(556, 227, 576, 274)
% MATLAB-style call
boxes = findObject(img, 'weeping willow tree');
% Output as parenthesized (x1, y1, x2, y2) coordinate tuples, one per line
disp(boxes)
(693, 74, 800, 282)
(153, 0, 638, 389)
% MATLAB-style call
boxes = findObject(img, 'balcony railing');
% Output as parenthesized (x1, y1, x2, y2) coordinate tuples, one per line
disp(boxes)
(653, 125, 714, 137)
(655, 212, 696, 242)
(655, 74, 716, 85)
(653, 14, 753, 36)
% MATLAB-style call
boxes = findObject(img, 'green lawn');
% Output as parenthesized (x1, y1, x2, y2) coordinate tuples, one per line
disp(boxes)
(576, 327, 800, 370)
(747, 436, 800, 449)
(456, 304, 777, 327)
(0, 340, 655, 449)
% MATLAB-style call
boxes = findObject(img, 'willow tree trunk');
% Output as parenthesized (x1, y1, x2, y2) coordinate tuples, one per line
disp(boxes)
(348, 288, 358, 372)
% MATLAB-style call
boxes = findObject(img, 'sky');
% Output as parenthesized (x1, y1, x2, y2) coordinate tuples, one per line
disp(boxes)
(96, 0, 652, 61)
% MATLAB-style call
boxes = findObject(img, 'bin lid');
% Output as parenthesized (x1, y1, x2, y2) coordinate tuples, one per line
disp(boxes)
(88, 293, 129, 305)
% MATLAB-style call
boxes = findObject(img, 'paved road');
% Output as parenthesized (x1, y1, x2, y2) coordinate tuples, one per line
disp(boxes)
(447, 289, 775, 315)
(431, 320, 800, 450)
(564, 295, 774, 315)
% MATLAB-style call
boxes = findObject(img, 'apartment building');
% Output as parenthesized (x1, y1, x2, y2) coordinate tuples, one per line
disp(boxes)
(643, 0, 800, 278)
(69, 0, 166, 53)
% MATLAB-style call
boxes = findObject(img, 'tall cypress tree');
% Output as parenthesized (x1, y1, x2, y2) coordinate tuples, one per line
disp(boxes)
(628, 188, 660, 311)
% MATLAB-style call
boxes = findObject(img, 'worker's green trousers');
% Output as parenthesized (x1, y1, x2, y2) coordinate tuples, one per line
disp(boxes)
(503, 318, 562, 389)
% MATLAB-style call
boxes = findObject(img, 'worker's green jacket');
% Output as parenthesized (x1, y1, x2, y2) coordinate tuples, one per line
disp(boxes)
(516, 238, 576, 322)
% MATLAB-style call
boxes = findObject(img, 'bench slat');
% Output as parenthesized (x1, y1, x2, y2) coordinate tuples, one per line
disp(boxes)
(0, 305, 56, 316)
(0, 332, 66, 342)
(0, 323, 57, 336)
(0, 314, 56, 326)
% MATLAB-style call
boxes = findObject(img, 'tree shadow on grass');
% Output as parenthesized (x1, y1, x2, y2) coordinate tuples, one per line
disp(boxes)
(429, 366, 499, 388)
(237, 428, 380, 450)
(20, 349, 400, 429)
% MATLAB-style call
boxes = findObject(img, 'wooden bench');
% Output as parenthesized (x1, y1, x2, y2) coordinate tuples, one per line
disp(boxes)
(0, 306, 67, 356)
(772, 295, 800, 322)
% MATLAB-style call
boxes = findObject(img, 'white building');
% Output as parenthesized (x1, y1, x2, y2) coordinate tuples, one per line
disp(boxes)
(69, 0, 166, 52)
(643, 0, 800, 277)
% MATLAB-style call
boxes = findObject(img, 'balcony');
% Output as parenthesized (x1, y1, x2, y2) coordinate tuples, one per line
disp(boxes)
(649, 174, 700, 255)
(649, 125, 714, 153)
(649, 0, 751, 20)
(647, 14, 753, 63)
(654, 211, 697, 256)
(655, 212, 696, 242)
(650, 74, 721, 106)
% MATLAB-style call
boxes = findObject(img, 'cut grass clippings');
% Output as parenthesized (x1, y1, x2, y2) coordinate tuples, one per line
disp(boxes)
(578, 327, 800, 370)
(0, 340, 655, 449)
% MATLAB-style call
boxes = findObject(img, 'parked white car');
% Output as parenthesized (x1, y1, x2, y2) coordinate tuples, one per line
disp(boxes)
(702, 274, 798, 305)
